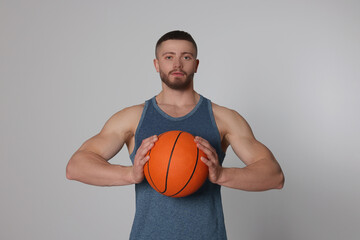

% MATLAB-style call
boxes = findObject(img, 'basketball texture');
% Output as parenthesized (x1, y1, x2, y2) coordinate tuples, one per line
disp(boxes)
(144, 130, 209, 198)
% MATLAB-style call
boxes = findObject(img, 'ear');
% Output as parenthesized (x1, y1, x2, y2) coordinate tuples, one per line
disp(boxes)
(153, 59, 160, 72)
(194, 59, 200, 73)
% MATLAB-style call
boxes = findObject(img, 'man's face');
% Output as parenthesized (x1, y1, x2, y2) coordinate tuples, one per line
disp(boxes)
(154, 40, 199, 90)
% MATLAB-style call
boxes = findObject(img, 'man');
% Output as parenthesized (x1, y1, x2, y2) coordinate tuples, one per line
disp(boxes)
(66, 30, 284, 240)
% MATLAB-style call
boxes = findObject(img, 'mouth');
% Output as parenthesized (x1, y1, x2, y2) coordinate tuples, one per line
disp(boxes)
(170, 71, 186, 77)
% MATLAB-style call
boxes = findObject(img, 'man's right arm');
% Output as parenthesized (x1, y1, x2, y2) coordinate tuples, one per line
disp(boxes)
(66, 105, 157, 186)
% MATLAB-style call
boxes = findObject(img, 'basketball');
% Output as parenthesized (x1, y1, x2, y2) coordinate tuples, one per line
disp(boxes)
(144, 130, 209, 198)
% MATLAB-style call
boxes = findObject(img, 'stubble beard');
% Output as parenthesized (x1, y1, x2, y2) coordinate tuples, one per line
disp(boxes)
(160, 70, 194, 90)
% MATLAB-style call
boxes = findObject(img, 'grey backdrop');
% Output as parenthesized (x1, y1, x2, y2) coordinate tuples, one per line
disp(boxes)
(1, 0, 359, 239)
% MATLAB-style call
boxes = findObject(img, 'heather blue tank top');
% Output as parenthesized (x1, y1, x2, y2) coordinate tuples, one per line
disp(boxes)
(129, 95, 227, 240)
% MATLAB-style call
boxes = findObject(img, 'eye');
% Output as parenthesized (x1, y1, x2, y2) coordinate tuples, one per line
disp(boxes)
(165, 56, 173, 60)
(184, 56, 192, 60)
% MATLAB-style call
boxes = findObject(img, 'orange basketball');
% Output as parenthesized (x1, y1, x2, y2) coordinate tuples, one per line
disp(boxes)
(144, 130, 208, 198)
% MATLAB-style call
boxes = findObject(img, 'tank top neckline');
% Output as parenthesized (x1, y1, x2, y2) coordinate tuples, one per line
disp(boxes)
(151, 94, 204, 121)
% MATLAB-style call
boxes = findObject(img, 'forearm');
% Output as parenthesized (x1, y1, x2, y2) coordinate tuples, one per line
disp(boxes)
(66, 150, 135, 186)
(217, 159, 284, 191)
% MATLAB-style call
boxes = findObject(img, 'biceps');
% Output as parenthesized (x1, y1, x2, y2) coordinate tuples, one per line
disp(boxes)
(79, 132, 126, 161)
(229, 136, 273, 166)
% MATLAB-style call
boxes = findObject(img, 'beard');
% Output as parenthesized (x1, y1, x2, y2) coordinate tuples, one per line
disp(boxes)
(160, 70, 194, 90)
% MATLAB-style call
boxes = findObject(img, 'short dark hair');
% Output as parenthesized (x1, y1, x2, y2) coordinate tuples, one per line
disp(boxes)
(155, 30, 198, 58)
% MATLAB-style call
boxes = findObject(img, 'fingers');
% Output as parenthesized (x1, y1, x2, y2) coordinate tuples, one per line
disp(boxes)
(137, 135, 158, 157)
(134, 135, 158, 166)
(194, 136, 223, 184)
(194, 137, 216, 166)
(132, 135, 158, 184)
(194, 136, 217, 160)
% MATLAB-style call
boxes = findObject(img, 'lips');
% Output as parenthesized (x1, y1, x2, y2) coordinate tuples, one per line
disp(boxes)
(170, 70, 186, 76)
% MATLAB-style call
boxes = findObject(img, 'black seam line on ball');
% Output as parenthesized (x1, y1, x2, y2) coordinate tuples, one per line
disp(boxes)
(147, 132, 169, 193)
(161, 131, 183, 194)
(147, 149, 161, 193)
(170, 147, 199, 197)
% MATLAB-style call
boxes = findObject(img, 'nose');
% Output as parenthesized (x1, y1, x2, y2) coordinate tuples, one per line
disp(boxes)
(173, 57, 182, 69)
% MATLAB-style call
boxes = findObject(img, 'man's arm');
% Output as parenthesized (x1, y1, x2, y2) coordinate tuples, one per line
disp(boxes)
(195, 104, 284, 191)
(66, 105, 158, 186)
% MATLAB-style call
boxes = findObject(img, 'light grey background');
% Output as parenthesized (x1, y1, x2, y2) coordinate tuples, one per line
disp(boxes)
(1, 0, 359, 239)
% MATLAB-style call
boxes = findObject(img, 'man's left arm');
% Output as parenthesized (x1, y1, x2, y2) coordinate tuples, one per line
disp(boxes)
(195, 106, 284, 191)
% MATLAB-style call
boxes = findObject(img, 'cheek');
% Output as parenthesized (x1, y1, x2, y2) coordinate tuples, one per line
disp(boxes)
(158, 62, 172, 71)
(185, 64, 198, 72)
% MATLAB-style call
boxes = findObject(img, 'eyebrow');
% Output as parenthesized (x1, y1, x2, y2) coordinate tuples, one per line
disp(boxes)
(161, 52, 195, 57)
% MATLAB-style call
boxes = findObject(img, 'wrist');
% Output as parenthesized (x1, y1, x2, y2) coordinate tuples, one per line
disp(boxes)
(128, 166, 137, 184)
(129, 166, 144, 184)
(112, 165, 136, 185)
(214, 167, 227, 185)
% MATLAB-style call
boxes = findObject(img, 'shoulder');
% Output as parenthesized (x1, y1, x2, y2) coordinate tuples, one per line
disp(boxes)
(211, 102, 253, 139)
(211, 102, 247, 127)
(101, 103, 145, 136)
(211, 102, 238, 118)
(115, 103, 145, 119)
(108, 103, 144, 122)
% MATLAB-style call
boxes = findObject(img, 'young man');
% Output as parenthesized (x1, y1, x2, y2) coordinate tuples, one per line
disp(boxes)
(66, 30, 284, 240)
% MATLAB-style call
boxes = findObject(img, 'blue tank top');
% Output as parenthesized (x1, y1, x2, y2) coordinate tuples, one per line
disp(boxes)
(129, 95, 227, 240)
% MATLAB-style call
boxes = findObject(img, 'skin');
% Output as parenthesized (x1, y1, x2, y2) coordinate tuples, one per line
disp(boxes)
(66, 39, 284, 191)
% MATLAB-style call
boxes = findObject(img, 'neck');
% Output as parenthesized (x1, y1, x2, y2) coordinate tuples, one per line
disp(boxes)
(156, 85, 199, 107)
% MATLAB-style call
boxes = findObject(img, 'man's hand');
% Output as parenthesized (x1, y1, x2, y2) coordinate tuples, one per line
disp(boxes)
(132, 135, 158, 184)
(194, 136, 224, 184)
